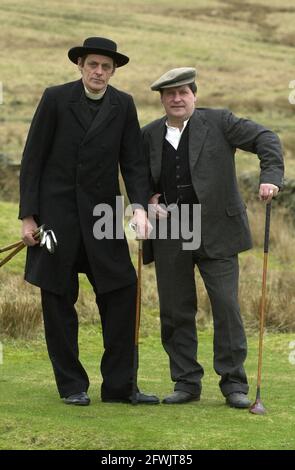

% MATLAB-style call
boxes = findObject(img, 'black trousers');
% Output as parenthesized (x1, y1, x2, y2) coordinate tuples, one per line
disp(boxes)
(153, 237, 248, 397)
(41, 245, 137, 400)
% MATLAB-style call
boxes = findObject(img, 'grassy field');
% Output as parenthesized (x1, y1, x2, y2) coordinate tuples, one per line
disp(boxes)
(1, 326, 295, 450)
(0, 199, 295, 450)
(0, 0, 295, 179)
(1, 200, 295, 338)
(1, 0, 295, 451)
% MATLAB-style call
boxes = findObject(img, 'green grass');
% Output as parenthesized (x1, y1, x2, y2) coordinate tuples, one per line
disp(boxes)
(0, 0, 295, 180)
(1, 0, 295, 450)
(0, 201, 25, 274)
(1, 326, 295, 450)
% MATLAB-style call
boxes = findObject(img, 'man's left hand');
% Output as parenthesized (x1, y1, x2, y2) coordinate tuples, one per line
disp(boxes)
(259, 183, 279, 202)
(130, 208, 153, 240)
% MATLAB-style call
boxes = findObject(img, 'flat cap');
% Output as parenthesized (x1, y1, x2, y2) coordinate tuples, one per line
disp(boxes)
(150, 67, 196, 91)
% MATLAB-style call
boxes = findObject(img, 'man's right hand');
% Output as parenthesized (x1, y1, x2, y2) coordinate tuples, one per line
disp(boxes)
(148, 193, 168, 219)
(22, 216, 39, 246)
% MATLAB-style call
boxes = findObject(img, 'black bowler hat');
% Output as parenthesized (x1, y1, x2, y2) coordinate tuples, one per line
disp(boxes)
(68, 37, 129, 67)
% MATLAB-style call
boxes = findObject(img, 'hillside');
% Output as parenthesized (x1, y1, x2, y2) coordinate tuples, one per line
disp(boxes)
(0, 0, 295, 181)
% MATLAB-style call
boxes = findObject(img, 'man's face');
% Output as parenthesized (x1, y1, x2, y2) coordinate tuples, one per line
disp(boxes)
(78, 54, 115, 93)
(161, 85, 196, 121)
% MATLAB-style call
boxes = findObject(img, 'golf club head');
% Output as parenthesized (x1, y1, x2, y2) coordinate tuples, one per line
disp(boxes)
(46, 232, 57, 254)
(34, 224, 45, 242)
(48, 230, 57, 246)
(249, 399, 266, 415)
(40, 230, 47, 247)
(38, 224, 45, 235)
(39, 228, 57, 254)
(45, 232, 52, 253)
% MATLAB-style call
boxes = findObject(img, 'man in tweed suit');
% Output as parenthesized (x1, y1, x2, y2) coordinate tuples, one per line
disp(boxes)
(142, 67, 284, 407)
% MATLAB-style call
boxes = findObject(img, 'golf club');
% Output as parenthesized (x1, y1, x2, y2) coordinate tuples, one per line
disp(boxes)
(0, 225, 57, 268)
(0, 225, 43, 268)
(128, 221, 144, 405)
(131, 238, 143, 405)
(249, 201, 272, 415)
(0, 240, 25, 253)
(0, 241, 27, 267)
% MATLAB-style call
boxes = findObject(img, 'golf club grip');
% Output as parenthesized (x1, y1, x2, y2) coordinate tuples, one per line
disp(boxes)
(264, 202, 272, 253)
(0, 240, 24, 253)
(0, 226, 42, 252)
(0, 242, 25, 267)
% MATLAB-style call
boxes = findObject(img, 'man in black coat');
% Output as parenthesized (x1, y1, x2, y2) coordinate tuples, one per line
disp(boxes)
(19, 37, 159, 406)
(142, 67, 284, 407)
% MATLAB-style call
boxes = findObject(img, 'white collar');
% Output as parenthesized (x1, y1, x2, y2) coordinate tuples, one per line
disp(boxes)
(83, 85, 107, 101)
(165, 119, 189, 150)
(165, 119, 189, 131)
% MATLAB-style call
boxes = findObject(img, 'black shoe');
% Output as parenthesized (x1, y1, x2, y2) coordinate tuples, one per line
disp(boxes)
(64, 392, 90, 406)
(162, 391, 200, 404)
(133, 392, 160, 404)
(102, 392, 160, 405)
(226, 392, 251, 409)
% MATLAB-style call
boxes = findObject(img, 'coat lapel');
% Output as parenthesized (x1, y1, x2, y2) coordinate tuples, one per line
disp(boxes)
(188, 109, 208, 173)
(83, 87, 118, 144)
(148, 110, 208, 185)
(148, 117, 166, 185)
(69, 81, 118, 142)
(69, 80, 89, 131)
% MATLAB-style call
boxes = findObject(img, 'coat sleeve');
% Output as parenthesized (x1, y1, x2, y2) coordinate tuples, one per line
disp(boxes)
(141, 126, 156, 265)
(142, 127, 158, 197)
(222, 109, 284, 189)
(119, 96, 151, 211)
(19, 88, 56, 219)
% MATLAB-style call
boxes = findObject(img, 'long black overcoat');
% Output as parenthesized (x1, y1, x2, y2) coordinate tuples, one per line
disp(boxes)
(19, 79, 150, 295)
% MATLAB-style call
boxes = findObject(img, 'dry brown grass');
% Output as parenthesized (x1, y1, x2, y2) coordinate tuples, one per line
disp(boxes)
(0, 164, 20, 202)
(247, 201, 295, 263)
(0, 272, 42, 339)
(138, 201, 295, 334)
(194, 201, 295, 332)
(1, 260, 294, 339)
(192, 254, 295, 334)
(0, 268, 160, 339)
(1, 199, 294, 339)
(0, 271, 101, 339)
(239, 255, 295, 332)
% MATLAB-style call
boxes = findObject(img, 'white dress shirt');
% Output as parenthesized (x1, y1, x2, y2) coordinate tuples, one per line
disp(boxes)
(165, 119, 189, 150)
